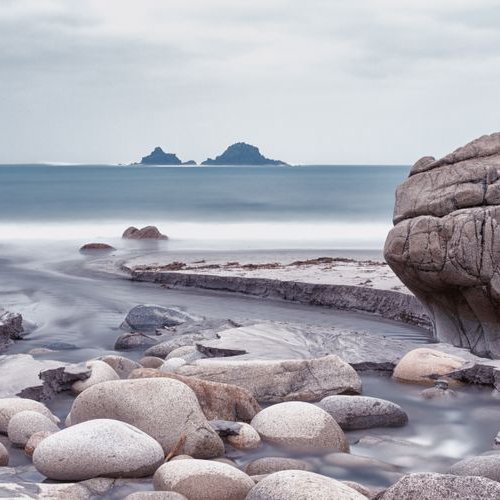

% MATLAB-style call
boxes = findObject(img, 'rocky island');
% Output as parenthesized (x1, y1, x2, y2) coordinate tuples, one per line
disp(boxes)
(137, 147, 196, 166)
(202, 142, 287, 166)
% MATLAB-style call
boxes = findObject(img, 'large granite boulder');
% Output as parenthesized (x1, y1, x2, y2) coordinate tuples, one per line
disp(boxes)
(384, 132, 500, 357)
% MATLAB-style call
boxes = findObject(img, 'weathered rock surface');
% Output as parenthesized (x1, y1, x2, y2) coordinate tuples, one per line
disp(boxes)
(245, 470, 366, 500)
(244, 457, 313, 476)
(174, 355, 361, 403)
(393, 348, 465, 385)
(0, 442, 8, 466)
(72, 360, 119, 394)
(128, 368, 261, 421)
(449, 454, 500, 482)
(250, 401, 349, 452)
(115, 332, 159, 351)
(153, 459, 254, 500)
(201, 142, 287, 166)
(123, 225, 168, 240)
(0, 309, 23, 348)
(378, 472, 500, 499)
(139, 147, 182, 166)
(318, 395, 408, 430)
(123, 304, 200, 332)
(69, 378, 224, 458)
(0, 398, 59, 433)
(384, 132, 500, 357)
(7, 410, 59, 447)
(33, 419, 164, 480)
(100, 355, 142, 378)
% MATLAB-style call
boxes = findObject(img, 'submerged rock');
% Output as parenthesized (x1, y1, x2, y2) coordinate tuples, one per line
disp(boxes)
(115, 332, 159, 351)
(33, 419, 164, 480)
(317, 395, 408, 430)
(123, 304, 200, 332)
(128, 368, 261, 422)
(393, 348, 465, 385)
(174, 355, 361, 403)
(378, 472, 500, 499)
(384, 132, 500, 357)
(79, 243, 115, 253)
(250, 401, 349, 452)
(69, 378, 224, 458)
(245, 470, 366, 500)
(244, 457, 312, 476)
(122, 225, 168, 240)
(420, 379, 458, 399)
(153, 459, 254, 500)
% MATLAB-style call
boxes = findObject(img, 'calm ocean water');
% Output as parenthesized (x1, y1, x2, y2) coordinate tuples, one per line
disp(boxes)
(0, 164, 408, 249)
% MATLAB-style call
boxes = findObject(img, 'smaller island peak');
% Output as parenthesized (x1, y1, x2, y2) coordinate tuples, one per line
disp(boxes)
(139, 147, 182, 165)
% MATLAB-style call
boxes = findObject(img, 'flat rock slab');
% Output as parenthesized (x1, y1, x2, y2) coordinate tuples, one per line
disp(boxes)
(175, 354, 362, 403)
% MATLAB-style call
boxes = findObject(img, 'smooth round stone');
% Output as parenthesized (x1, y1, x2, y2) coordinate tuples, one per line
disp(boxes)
(227, 423, 261, 450)
(250, 401, 348, 452)
(380, 472, 500, 499)
(100, 355, 142, 378)
(125, 493, 188, 500)
(160, 358, 186, 372)
(245, 470, 366, 499)
(244, 457, 312, 476)
(170, 454, 193, 461)
(0, 442, 8, 466)
(153, 459, 254, 500)
(7, 411, 59, 448)
(24, 431, 53, 457)
(393, 348, 465, 385)
(33, 419, 164, 480)
(140, 356, 165, 368)
(0, 398, 59, 434)
(166, 346, 200, 362)
(72, 360, 120, 394)
(69, 378, 224, 458)
(449, 454, 500, 482)
(317, 395, 408, 430)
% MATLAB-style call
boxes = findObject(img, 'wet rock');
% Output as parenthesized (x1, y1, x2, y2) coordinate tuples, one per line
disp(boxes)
(139, 356, 165, 368)
(122, 225, 168, 240)
(69, 378, 224, 458)
(24, 430, 53, 457)
(33, 419, 164, 480)
(0, 398, 59, 433)
(393, 348, 465, 385)
(0, 309, 23, 347)
(244, 457, 312, 476)
(226, 423, 261, 449)
(115, 332, 159, 351)
(378, 472, 500, 499)
(7, 410, 59, 447)
(0, 442, 8, 466)
(384, 133, 500, 358)
(175, 355, 361, 403)
(124, 304, 201, 332)
(28, 347, 54, 356)
(318, 395, 408, 430)
(72, 360, 120, 394)
(36, 363, 92, 399)
(251, 401, 349, 452)
(153, 459, 254, 500)
(209, 419, 243, 436)
(449, 454, 500, 482)
(100, 355, 142, 378)
(79, 243, 115, 253)
(246, 470, 366, 499)
(420, 379, 458, 399)
(125, 493, 188, 500)
(323, 452, 399, 472)
(128, 368, 261, 421)
(42, 341, 77, 350)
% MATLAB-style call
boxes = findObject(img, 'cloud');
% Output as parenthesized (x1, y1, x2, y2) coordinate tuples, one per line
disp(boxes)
(0, 0, 499, 163)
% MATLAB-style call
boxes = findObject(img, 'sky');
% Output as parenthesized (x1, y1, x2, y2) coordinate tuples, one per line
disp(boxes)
(1, 0, 500, 165)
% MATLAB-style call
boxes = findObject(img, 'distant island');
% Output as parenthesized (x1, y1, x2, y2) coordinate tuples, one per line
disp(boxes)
(202, 142, 287, 166)
(134, 142, 287, 166)
(137, 147, 196, 166)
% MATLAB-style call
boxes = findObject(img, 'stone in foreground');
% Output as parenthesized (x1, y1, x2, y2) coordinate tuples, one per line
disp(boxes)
(384, 132, 500, 357)
(378, 472, 500, 499)
(69, 378, 224, 458)
(245, 470, 366, 500)
(250, 401, 349, 452)
(175, 355, 361, 403)
(317, 395, 408, 430)
(33, 419, 164, 480)
(153, 459, 254, 500)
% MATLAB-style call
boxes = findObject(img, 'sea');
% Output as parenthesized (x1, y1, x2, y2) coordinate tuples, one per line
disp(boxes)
(0, 164, 406, 252)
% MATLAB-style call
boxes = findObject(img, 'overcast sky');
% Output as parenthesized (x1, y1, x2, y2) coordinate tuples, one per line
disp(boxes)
(1, 0, 500, 164)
